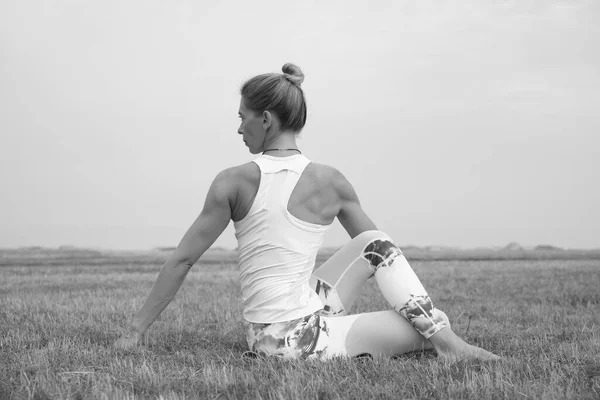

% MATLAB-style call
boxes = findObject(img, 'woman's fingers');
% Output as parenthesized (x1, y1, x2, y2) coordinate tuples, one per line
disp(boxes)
(113, 334, 139, 350)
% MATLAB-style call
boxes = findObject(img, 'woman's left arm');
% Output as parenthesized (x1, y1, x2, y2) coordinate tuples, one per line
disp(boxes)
(115, 169, 234, 347)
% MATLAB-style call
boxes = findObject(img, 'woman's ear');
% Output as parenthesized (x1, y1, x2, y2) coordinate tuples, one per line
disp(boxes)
(262, 110, 273, 131)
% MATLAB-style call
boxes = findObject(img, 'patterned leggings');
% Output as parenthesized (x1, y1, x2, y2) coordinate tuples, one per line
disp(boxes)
(244, 230, 450, 360)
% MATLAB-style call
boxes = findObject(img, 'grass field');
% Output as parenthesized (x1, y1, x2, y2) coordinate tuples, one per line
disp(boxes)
(1, 255, 599, 399)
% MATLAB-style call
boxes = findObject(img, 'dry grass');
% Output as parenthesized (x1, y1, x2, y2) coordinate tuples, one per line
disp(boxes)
(1, 258, 599, 399)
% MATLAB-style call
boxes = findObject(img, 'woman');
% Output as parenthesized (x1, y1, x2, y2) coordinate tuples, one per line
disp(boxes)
(115, 63, 499, 362)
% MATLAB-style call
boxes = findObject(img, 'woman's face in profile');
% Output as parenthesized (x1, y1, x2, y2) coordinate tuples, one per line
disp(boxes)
(238, 97, 265, 154)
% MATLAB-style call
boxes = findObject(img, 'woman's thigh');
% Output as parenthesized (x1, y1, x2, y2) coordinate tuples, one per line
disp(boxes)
(245, 310, 433, 360)
(321, 311, 433, 358)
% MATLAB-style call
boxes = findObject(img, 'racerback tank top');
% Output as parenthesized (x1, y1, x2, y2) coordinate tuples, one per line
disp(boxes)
(234, 154, 331, 323)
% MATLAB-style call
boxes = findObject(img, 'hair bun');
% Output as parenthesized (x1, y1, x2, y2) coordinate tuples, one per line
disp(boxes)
(282, 63, 304, 86)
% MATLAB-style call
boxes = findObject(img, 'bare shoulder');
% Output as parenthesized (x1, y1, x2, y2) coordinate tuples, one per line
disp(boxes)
(207, 163, 256, 204)
(308, 163, 376, 235)
(305, 162, 343, 181)
(218, 162, 261, 222)
(306, 162, 356, 200)
(216, 162, 259, 185)
(305, 161, 374, 236)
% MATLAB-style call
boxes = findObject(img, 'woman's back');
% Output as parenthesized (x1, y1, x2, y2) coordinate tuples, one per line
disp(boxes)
(233, 154, 341, 323)
(231, 155, 343, 226)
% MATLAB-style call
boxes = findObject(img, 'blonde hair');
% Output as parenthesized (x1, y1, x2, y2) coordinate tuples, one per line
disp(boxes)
(240, 63, 307, 132)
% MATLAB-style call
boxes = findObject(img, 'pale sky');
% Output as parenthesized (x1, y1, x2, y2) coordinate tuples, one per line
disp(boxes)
(1, 0, 599, 250)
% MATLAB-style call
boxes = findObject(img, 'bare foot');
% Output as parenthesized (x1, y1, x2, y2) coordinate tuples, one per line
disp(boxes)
(436, 342, 500, 363)
(429, 327, 500, 363)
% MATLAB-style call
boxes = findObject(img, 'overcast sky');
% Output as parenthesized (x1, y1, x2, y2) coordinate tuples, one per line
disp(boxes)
(1, 0, 599, 250)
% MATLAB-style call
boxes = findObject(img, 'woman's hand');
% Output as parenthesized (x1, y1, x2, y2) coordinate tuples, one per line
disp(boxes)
(113, 329, 141, 350)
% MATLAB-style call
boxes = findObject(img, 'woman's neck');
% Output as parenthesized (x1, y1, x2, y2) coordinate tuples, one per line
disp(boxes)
(262, 132, 299, 157)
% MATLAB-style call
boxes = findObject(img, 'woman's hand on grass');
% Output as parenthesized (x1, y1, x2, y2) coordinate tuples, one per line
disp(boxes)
(114, 329, 140, 350)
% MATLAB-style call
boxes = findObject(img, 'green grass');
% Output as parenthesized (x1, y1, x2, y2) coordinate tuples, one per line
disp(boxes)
(1, 259, 599, 399)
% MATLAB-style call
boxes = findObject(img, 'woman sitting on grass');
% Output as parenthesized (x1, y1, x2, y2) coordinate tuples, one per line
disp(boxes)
(115, 63, 499, 362)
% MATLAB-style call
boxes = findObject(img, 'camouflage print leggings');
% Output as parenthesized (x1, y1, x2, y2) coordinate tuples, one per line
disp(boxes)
(244, 231, 450, 360)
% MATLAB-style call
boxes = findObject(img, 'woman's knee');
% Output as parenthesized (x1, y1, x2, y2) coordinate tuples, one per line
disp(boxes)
(353, 231, 404, 275)
(437, 310, 450, 325)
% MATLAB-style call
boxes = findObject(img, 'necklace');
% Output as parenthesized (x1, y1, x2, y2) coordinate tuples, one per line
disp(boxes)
(262, 148, 301, 155)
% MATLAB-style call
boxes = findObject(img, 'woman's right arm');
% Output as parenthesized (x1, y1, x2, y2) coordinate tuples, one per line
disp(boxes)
(114, 168, 235, 348)
(333, 169, 379, 238)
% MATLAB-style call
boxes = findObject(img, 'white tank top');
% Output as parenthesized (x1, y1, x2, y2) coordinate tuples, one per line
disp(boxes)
(234, 154, 330, 323)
